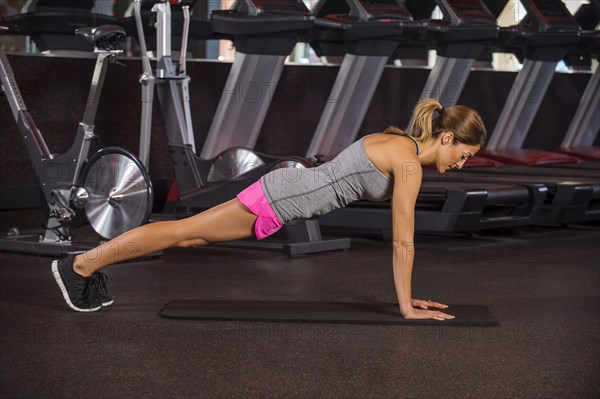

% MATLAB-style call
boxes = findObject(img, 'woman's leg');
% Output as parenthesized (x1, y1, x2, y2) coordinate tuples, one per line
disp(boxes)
(73, 198, 257, 277)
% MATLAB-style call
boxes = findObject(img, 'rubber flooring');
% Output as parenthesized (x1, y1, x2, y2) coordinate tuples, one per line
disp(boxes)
(0, 225, 599, 398)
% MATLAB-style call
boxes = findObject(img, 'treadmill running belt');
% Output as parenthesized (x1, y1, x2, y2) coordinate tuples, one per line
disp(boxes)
(160, 300, 498, 326)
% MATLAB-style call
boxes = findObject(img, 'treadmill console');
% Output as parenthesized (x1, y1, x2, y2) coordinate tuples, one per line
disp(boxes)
(26, 0, 95, 10)
(403, 0, 437, 20)
(574, 0, 600, 30)
(211, 0, 314, 53)
(351, 0, 413, 21)
(141, 0, 196, 10)
(314, 0, 412, 22)
(519, 0, 581, 32)
(236, 0, 312, 17)
(437, 0, 497, 26)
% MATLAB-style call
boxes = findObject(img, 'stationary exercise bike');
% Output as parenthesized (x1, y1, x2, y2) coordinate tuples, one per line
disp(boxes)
(0, 24, 153, 253)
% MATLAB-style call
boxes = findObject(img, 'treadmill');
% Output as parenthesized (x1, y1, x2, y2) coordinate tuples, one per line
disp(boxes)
(555, 0, 600, 162)
(311, 0, 547, 238)
(478, 0, 600, 166)
(438, 0, 600, 224)
(304, 0, 425, 160)
(200, 0, 315, 159)
(476, 0, 593, 167)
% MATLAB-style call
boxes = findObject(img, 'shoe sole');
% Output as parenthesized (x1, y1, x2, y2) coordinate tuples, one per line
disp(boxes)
(102, 300, 114, 307)
(51, 260, 102, 313)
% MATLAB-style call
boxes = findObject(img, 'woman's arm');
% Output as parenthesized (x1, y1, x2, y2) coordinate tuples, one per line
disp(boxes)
(391, 159, 454, 321)
(391, 160, 420, 316)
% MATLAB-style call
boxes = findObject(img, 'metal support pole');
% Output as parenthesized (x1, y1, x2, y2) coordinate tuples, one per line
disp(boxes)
(487, 60, 557, 150)
(306, 54, 388, 159)
(561, 67, 600, 147)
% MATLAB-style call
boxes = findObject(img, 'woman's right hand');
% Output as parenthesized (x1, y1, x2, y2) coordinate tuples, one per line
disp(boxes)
(402, 307, 455, 321)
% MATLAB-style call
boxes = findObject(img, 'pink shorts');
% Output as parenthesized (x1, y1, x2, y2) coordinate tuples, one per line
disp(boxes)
(237, 180, 283, 240)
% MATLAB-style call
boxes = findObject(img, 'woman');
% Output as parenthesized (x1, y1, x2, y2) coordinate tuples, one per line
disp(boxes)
(52, 98, 486, 319)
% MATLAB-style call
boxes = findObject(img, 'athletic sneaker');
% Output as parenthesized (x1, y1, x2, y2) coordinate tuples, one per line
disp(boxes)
(51, 252, 102, 312)
(92, 272, 114, 307)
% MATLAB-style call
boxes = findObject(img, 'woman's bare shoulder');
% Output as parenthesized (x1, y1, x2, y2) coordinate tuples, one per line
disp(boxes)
(363, 134, 421, 180)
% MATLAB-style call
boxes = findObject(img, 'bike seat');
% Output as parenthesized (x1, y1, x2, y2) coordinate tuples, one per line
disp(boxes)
(75, 25, 126, 51)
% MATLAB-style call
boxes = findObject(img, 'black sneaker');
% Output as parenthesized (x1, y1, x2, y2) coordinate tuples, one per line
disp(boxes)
(92, 272, 114, 307)
(51, 253, 102, 312)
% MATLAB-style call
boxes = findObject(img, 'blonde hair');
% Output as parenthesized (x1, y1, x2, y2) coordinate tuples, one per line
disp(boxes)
(384, 98, 487, 148)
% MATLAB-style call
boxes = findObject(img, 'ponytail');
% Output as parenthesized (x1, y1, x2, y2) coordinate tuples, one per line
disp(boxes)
(385, 98, 486, 148)
(409, 98, 443, 143)
(384, 98, 443, 143)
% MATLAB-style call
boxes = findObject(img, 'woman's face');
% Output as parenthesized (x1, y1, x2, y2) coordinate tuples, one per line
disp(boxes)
(435, 132, 481, 173)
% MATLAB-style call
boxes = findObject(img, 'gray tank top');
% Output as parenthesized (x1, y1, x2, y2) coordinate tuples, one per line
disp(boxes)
(260, 133, 420, 224)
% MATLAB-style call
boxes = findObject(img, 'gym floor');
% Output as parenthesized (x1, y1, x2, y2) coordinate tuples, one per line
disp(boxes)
(0, 224, 598, 398)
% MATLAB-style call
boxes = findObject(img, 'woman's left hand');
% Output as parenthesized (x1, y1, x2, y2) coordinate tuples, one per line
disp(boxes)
(412, 298, 449, 310)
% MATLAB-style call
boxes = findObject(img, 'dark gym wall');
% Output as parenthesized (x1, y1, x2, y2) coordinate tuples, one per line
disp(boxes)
(257, 65, 591, 155)
(0, 53, 592, 194)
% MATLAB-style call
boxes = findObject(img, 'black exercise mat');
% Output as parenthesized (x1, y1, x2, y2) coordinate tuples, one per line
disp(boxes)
(160, 300, 498, 326)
